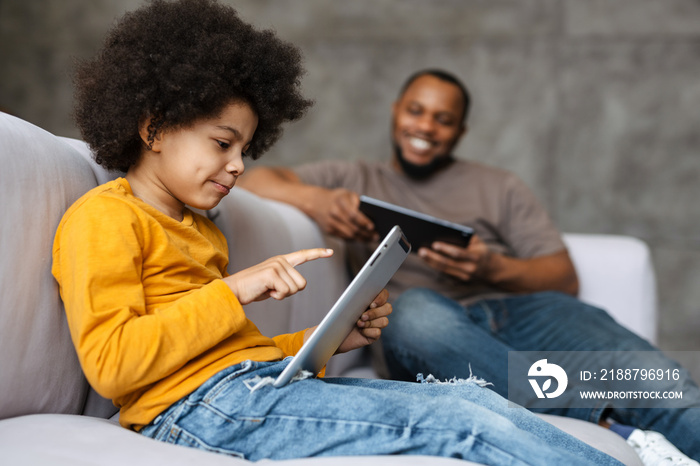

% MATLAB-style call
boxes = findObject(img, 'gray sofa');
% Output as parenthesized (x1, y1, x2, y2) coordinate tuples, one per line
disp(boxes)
(0, 111, 651, 465)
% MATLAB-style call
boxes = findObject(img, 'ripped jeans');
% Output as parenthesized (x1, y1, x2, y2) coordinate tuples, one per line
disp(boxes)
(381, 289, 700, 461)
(140, 358, 620, 465)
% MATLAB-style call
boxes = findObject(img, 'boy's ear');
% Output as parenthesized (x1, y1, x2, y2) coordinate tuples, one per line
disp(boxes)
(138, 117, 163, 152)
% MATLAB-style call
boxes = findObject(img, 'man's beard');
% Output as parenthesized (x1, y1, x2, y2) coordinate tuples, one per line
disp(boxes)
(393, 142, 454, 180)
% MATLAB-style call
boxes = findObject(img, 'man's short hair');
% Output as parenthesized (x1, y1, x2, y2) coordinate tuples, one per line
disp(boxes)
(398, 69, 471, 125)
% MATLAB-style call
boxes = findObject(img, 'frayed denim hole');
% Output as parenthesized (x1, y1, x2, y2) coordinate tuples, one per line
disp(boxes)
(243, 370, 314, 393)
(416, 366, 493, 388)
(243, 375, 277, 392)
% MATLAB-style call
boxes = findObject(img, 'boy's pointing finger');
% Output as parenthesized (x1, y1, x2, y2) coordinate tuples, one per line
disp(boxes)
(284, 248, 334, 267)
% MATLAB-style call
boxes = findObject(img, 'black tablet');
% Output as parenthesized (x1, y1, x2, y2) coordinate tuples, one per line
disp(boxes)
(359, 195, 473, 251)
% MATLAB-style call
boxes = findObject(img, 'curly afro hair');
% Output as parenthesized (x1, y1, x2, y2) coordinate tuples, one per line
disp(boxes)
(73, 0, 312, 172)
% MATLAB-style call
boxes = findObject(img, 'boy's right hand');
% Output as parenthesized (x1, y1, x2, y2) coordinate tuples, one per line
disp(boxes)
(308, 188, 376, 242)
(224, 248, 333, 304)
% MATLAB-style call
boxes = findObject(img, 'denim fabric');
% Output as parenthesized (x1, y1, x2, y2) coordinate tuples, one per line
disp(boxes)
(382, 288, 700, 461)
(140, 358, 620, 465)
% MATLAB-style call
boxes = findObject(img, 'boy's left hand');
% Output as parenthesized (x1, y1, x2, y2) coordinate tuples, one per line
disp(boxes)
(338, 288, 391, 353)
(305, 289, 391, 354)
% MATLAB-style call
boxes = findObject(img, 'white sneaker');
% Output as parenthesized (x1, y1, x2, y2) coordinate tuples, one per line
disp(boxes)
(627, 429, 699, 466)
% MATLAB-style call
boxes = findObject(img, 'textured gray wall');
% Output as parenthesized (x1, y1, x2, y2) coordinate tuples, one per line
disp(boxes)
(1, 1, 699, 374)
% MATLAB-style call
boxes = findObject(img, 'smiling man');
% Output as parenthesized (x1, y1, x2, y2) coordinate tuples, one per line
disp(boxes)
(239, 69, 700, 465)
(391, 71, 466, 179)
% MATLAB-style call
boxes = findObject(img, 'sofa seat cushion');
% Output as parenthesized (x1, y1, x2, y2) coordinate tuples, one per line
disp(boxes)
(0, 414, 470, 465)
(538, 414, 642, 466)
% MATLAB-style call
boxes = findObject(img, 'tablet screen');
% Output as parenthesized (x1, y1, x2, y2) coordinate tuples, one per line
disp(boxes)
(359, 196, 473, 251)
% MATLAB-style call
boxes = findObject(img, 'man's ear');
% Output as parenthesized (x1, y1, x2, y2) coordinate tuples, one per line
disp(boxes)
(459, 123, 468, 139)
(138, 117, 163, 152)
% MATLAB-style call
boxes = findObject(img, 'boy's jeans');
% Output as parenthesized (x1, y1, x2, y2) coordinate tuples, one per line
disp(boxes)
(140, 358, 619, 465)
(382, 289, 700, 461)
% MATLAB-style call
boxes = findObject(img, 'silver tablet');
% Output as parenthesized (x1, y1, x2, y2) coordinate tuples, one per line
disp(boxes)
(273, 225, 411, 387)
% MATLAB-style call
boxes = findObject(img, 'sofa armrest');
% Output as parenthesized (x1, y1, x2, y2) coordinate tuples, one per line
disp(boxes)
(562, 233, 657, 344)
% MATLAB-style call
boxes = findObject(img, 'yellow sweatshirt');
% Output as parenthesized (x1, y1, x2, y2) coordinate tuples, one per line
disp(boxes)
(52, 178, 306, 430)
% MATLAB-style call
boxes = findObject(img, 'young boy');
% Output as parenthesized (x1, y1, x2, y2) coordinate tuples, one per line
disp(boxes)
(52, 1, 620, 464)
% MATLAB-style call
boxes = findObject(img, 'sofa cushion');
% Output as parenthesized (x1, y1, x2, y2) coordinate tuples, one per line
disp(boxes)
(538, 414, 642, 466)
(0, 113, 97, 419)
(0, 414, 469, 465)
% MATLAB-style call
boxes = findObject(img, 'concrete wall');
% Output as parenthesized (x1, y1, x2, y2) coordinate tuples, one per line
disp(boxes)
(2, 0, 698, 374)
